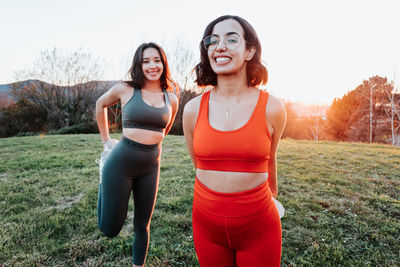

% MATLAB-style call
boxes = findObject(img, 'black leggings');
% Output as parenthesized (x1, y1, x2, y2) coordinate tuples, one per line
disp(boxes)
(97, 136, 161, 265)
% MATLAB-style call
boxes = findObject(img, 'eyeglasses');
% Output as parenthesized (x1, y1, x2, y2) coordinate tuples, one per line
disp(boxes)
(203, 33, 245, 51)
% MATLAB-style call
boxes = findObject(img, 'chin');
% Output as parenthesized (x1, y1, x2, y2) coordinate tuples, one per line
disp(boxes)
(212, 66, 237, 75)
(211, 62, 245, 76)
(145, 75, 162, 81)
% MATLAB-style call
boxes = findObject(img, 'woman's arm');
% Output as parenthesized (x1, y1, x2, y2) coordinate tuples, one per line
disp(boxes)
(266, 95, 287, 198)
(182, 96, 201, 168)
(95, 84, 124, 143)
(164, 93, 179, 135)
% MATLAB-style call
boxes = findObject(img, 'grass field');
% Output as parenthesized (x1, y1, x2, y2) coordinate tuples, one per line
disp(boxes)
(0, 134, 399, 266)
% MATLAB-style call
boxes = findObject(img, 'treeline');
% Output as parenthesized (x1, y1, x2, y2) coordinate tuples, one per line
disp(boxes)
(1, 75, 399, 146)
(0, 80, 113, 137)
(2, 75, 400, 146)
(1, 49, 399, 145)
(0, 80, 198, 137)
(282, 103, 327, 141)
(0, 47, 200, 138)
(284, 75, 400, 145)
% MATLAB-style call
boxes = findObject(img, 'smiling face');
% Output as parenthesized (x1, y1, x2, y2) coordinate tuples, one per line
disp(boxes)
(208, 19, 254, 76)
(142, 47, 164, 82)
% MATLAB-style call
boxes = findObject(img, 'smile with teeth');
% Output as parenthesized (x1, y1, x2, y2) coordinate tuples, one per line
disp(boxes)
(148, 70, 160, 75)
(215, 57, 231, 63)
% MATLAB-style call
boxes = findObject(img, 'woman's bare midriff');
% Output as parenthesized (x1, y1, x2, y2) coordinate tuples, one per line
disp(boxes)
(123, 128, 164, 145)
(196, 169, 268, 193)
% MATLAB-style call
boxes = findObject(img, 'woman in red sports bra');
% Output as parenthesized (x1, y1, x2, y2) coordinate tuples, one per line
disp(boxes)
(183, 15, 287, 266)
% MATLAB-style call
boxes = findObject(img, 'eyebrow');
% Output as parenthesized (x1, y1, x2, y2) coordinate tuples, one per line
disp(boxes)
(212, 31, 239, 37)
(143, 56, 161, 60)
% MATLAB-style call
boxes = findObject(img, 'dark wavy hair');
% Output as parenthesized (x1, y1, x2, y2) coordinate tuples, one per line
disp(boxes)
(125, 42, 175, 93)
(195, 15, 268, 87)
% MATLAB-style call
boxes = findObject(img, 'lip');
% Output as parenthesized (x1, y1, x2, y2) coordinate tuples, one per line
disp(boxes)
(213, 55, 232, 65)
(147, 70, 160, 75)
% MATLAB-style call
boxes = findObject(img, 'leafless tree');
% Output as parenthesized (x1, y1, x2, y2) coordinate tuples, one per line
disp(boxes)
(382, 74, 400, 145)
(310, 105, 322, 141)
(357, 76, 392, 143)
(165, 38, 197, 92)
(13, 48, 105, 129)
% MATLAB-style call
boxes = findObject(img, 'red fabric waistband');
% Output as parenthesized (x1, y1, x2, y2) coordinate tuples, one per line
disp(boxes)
(196, 159, 268, 173)
(193, 177, 272, 217)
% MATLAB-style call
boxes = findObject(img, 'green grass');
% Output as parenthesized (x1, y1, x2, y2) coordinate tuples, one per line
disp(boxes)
(0, 135, 399, 266)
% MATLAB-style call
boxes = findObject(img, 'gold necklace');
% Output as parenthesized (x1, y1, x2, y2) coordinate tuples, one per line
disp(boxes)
(225, 102, 238, 119)
(213, 90, 242, 119)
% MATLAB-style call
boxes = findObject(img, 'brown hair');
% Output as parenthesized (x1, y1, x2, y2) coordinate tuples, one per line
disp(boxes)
(194, 15, 268, 87)
(125, 42, 175, 92)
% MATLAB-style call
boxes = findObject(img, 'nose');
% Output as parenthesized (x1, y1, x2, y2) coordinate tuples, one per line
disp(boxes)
(149, 60, 156, 68)
(215, 38, 227, 51)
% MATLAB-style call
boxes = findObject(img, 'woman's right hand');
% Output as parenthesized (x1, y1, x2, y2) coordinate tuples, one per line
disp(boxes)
(103, 138, 119, 151)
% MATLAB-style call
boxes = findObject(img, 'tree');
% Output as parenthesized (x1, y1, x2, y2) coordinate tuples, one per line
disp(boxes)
(169, 89, 198, 135)
(309, 105, 326, 141)
(164, 38, 198, 135)
(326, 91, 360, 141)
(165, 38, 197, 92)
(282, 101, 328, 140)
(326, 75, 394, 143)
(356, 76, 392, 143)
(281, 101, 297, 139)
(0, 98, 47, 137)
(12, 48, 106, 131)
(380, 74, 400, 145)
(0, 92, 13, 108)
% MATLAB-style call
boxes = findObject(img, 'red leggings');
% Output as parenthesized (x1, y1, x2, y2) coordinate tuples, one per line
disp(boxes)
(192, 177, 281, 267)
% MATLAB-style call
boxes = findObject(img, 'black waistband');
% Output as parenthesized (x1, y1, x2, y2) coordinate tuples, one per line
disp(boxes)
(122, 121, 164, 133)
(121, 136, 161, 151)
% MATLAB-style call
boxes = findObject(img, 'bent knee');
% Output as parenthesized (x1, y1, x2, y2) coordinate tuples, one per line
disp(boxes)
(99, 224, 121, 238)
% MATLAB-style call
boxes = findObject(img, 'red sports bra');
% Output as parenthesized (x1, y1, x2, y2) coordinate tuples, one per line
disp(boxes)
(193, 90, 271, 173)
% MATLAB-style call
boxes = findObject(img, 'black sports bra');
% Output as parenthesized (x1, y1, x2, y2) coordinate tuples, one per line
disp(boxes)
(122, 88, 171, 133)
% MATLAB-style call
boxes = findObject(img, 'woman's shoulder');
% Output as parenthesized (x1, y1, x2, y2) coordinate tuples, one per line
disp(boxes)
(184, 93, 204, 114)
(166, 91, 179, 107)
(265, 92, 286, 127)
(167, 91, 178, 101)
(109, 82, 133, 93)
(265, 92, 285, 114)
(183, 93, 204, 127)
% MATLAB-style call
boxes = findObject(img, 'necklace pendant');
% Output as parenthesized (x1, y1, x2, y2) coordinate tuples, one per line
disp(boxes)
(225, 110, 229, 119)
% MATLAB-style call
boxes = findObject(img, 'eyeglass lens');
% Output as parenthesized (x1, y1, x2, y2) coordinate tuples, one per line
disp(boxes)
(204, 33, 241, 51)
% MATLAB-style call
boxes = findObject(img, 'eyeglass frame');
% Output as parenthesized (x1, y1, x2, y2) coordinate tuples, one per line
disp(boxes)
(202, 32, 247, 51)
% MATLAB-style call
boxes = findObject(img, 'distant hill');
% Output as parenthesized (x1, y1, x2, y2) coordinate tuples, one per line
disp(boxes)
(0, 80, 52, 96)
(0, 80, 120, 107)
(0, 83, 16, 106)
(0, 83, 12, 96)
(0, 81, 332, 117)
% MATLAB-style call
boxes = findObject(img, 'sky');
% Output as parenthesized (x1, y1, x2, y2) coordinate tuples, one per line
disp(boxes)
(1, 0, 399, 104)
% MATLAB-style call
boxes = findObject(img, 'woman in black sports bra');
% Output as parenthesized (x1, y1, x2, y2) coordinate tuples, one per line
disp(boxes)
(95, 42, 178, 267)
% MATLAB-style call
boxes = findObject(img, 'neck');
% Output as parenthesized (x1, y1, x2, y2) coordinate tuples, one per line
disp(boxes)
(215, 65, 249, 96)
(142, 80, 163, 92)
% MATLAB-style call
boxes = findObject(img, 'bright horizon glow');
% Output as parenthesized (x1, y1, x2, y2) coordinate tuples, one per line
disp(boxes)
(1, 0, 399, 105)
